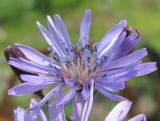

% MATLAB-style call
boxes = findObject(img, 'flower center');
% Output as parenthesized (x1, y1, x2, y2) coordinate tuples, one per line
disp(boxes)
(60, 44, 99, 86)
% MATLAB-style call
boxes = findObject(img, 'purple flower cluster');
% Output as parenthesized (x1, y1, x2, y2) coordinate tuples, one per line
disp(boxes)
(5, 9, 156, 121)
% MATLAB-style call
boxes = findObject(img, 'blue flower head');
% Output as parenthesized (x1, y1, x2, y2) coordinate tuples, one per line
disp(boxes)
(5, 9, 157, 121)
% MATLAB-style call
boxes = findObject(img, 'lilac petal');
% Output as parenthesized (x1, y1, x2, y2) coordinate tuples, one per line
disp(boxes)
(80, 9, 92, 47)
(101, 31, 127, 59)
(37, 18, 66, 58)
(58, 85, 77, 106)
(72, 93, 85, 121)
(105, 100, 132, 121)
(82, 82, 90, 100)
(25, 110, 39, 121)
(97, 20, 127, 57)
(112, 71, 137, 83)
(103, 48, 147, 70)
(48, 88, 66, 121)
(95, 83, 126, 101)
(8, 82, 50, 96)
(47, 16, 67, 58)
(49, 102, 60, 121)
(15, 44, 59, 68)
(96, 71, 137, 90)
(95, 81, 125, 92)
(30, 86, 60, 110)
(54, 15, 72, 50)
(28, 99, 39, 121)
(48, 103, 57, 121)
(55, 88, 66, 121)
(14, 107, 25, 121)
(39, 110, 47, 121)
(99, 63, 137, 80)
(29, 98, 47, 121)
(30, 98, 38, 107)
(37, 21, 63, 59)
(109, 30, 140, 61)
(64, 79, 75, 86)
(9, 58, 56, 74)
(135, 62, 157, 77)
(129, 114, 146, 121)
(54, 114, 66, 121)
(102, 62, 156, 83)
(81, 80, 94, 121)
(110, 62, 157, 82)
(20, 74, 60, 83)
(36, 21, 53, 46)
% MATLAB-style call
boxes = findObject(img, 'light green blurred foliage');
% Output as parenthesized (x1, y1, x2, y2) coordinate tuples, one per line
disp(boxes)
(0, 0, 35, 21)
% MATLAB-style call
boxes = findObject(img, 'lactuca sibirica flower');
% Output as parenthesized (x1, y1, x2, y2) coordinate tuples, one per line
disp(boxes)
(5, 9, 156, 120)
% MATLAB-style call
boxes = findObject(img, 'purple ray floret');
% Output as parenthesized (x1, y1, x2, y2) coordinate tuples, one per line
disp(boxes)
(5, 9, 157, 120)
(104, 100, 146, 121)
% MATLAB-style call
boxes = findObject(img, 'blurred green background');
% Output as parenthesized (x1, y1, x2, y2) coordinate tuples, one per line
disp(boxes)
(0, 0, 159, 121)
